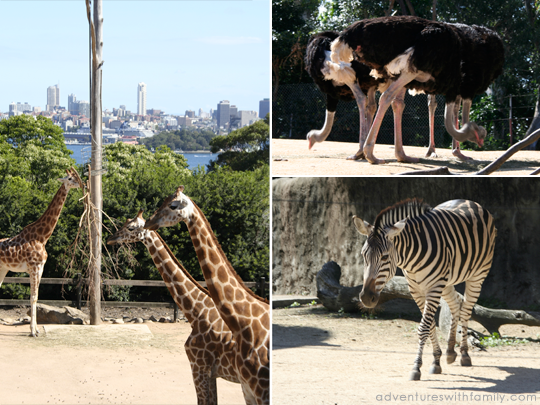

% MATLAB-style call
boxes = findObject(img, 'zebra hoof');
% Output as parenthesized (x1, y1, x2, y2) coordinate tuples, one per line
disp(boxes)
(409, 370, 422, 381)
(429, 365, 442, 374)
(446, 351, 457, 364)
(461, 355, 472, 367)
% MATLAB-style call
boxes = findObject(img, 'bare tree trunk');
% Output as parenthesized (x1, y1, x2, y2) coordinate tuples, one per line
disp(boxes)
(86, 0, 103, 325)
(432, 0, 438, 20)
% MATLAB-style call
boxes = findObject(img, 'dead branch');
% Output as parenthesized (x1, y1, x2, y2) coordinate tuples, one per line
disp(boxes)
(316, 261, 540, 334)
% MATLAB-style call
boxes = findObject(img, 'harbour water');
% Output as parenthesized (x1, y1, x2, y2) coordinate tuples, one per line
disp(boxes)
(65, 144, 218, 171)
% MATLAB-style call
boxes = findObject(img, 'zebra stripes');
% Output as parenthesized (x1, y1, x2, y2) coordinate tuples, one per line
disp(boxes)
(353, 198, 497, 380)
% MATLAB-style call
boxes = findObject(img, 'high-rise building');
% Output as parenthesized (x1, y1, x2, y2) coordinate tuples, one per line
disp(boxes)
(185, 110, 195, 118)
(259, 98, 269, 119)
(47, 85, 60, 111)
(230, 105, 238, 118)
(137, 82, 147, 116)
(78, 101, 90, 118)
(239, 110, 258, 127)
(217, 100, 230, 129)
(68, 94, 78, 114)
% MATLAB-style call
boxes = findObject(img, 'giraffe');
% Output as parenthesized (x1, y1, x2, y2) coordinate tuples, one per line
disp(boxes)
(144, 186, 270, 405)
(107, 210, 241, 405)
(0, 167, 83, 336)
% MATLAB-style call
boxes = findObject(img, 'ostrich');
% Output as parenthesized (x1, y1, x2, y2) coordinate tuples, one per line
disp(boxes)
(327, 16, 487, 164)
(305, 30, 418, 162)
(306, 31, 379, 160)
(426, 24, 504, 159)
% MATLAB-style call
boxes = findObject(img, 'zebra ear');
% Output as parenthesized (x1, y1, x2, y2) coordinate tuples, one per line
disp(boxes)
(387, 218, 407, 240)
(353, 215, 373, 236)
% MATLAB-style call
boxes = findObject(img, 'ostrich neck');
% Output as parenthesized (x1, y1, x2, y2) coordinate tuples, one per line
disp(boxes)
(21, 184, 69, 244)
(141, 231, 215, 326)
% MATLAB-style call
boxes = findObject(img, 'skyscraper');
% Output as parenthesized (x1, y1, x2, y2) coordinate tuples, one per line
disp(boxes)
(47, 85, 60, 111)
(217, 100, 230, 129)
(137, 82, 147, 116)
(68, 94, 78, 114)
(259, 98, 269, 119)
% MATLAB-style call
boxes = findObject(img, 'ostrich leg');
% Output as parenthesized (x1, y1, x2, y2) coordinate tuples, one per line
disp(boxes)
(363, 71, 417, 164)
(451, 96, 473, 160)
(345, 82, 368, 160)
(392, 87, 419, 163)
(426, 94, 438, 158)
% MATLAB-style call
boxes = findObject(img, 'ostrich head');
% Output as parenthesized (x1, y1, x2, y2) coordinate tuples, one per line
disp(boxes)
(462, 122, 486, 147)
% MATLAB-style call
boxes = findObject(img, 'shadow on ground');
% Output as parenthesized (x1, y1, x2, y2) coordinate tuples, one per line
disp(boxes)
(272, 324, 340, 350)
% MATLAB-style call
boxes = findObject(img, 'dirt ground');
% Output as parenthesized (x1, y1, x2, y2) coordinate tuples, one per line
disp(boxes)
(0, 306, 244, 405)
(271, 139, 540, 176)
(272, 302, 540, 405)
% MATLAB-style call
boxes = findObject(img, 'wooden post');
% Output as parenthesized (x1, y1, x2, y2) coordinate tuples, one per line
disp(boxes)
(259, 276, 266, 298)
(75, 273, 83, 310)
(86, 0, 103, 325)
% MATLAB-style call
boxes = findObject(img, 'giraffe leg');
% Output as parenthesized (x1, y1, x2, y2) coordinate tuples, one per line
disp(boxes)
(240, 383, 258, 405)
(441, 286, 462, 364)
(410, 291, 442, 380)
(29, 265, 44, 337)
(0, 267, 9, 288)
(459, 277, 486, 367)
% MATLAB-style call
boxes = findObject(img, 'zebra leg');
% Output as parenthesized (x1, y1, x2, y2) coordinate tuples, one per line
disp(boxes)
(459, 277, 485, 366)
(410, 292, 442, 380)
(428, 320, 443, 375)
(441, 286, 462, 364)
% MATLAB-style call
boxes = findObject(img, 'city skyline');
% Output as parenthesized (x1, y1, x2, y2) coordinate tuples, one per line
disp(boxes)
(1, 1, 270, 116)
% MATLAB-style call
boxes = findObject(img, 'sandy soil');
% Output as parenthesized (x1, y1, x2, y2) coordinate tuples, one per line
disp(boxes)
(0, 306, 245, 405)
(271, 139, 540, 176)
(272, 303, 540, 405)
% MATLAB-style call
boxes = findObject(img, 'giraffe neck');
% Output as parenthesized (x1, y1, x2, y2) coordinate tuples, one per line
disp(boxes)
(186, 205, 268, 334)
(21, 184, 69, 244)
(142, 231, 215, 325)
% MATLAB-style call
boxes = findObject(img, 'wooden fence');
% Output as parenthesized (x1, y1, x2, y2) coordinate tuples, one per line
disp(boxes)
(0, 276, 267, 322)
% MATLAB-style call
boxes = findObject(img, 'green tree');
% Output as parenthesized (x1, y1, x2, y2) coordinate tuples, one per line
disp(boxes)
(209, 117, 270, 171)
(140, 127, 217, 151)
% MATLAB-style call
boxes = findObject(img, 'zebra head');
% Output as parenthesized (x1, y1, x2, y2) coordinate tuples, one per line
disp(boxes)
(353, 215, 407, 308)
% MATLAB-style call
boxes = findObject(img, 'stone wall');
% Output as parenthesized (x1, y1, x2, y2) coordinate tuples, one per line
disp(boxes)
(272, 177, 540, 308)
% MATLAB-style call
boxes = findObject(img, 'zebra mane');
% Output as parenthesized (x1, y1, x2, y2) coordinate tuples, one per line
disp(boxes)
(372, 198, 432, 236)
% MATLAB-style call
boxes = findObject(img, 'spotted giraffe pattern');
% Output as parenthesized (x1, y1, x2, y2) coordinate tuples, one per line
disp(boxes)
(145, 187, 270, 405)
(107, 211, 239, 405)
(0, 167, 82, 336)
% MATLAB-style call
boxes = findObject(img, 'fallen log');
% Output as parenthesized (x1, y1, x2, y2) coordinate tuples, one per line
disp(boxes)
(316, 261, 540, 335)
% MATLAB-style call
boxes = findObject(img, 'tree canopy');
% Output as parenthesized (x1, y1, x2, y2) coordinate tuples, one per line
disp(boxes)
(209, 116, 270, 171)
(139, 127, 216, 152)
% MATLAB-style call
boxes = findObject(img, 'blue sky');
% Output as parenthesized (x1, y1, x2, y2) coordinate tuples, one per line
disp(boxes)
(1, 0, 270, 116)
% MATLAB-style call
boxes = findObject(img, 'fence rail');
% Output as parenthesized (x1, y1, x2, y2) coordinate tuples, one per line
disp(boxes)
(1, 276, 268, 322)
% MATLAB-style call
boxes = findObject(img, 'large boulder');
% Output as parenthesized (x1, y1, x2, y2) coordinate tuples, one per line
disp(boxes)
(27, 304, 89, 324)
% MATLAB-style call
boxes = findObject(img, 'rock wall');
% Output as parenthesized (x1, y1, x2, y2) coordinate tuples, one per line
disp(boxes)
(272, 177, 540, 307)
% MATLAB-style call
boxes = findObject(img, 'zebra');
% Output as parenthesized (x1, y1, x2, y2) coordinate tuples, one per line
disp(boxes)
(353, 198, 497, 381)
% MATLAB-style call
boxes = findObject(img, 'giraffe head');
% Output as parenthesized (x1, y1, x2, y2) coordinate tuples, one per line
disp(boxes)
(144, 186, 194, 231)
(59, 167, 83, 190)
(107, 210, 149, 245)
